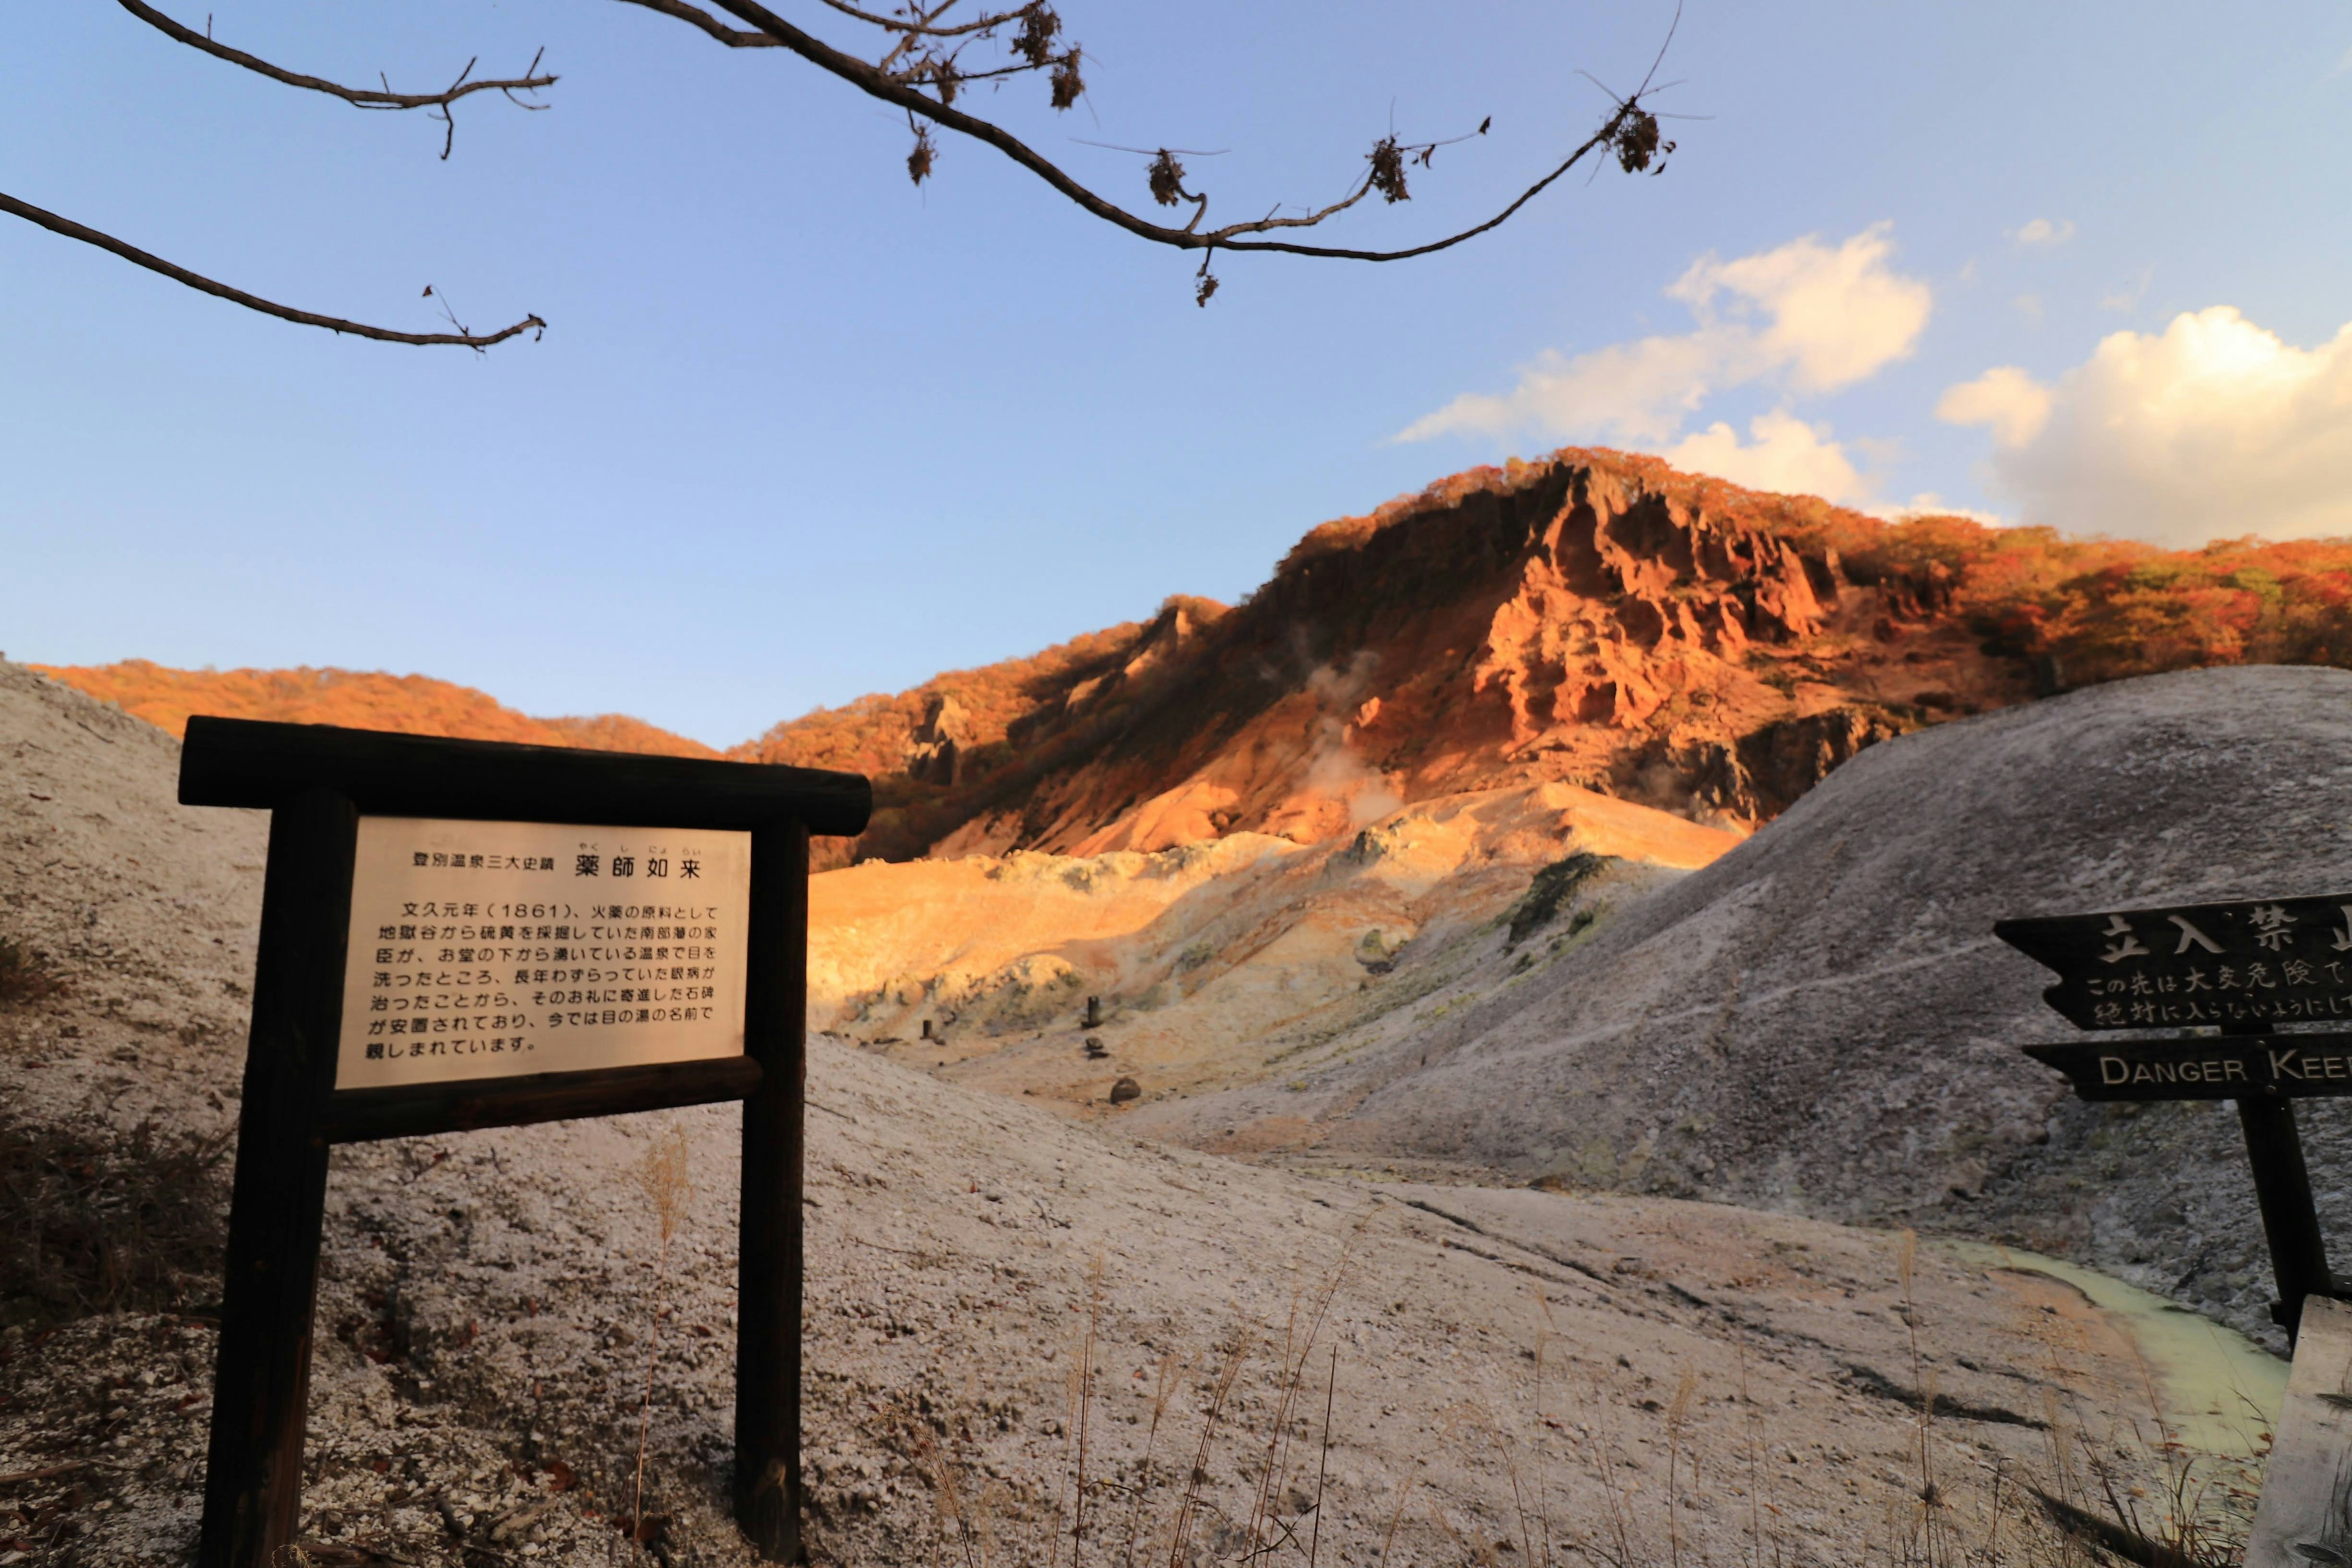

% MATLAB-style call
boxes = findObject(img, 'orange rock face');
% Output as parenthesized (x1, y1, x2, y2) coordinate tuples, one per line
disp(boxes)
(752, 448, 2352, 865)
(750, 451, 2026, 864)
(44, 450, 2352, 865)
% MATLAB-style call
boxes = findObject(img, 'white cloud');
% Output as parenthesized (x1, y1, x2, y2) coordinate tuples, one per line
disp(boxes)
(1399, 224, 1930, 443)
(1396, 328, 1741, 447)
(1662, 412, 1872, 507)
(1937, 306, 2352, 546)
(1936, 366, 2052, 448)
(2012, 218, 2076, 247)
(1666, 225, 1934, 394)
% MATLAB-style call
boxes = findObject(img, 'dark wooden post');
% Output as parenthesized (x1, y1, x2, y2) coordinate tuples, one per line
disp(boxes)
(2240, 1093, 2334, 1341)
(198, 788, 360, 1568)
(736, 819, 810, 1561)
(2218, 1016, 2334, 1343)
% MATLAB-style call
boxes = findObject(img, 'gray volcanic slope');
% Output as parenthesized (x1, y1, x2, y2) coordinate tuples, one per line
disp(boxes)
(1313, 665, 2352, 1343)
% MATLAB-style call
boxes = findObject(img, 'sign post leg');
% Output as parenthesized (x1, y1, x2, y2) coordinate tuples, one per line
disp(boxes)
(737, 820, 810, 1561)
(2238, 1094, 2334, 1343)
(197, 790, 358, 1568)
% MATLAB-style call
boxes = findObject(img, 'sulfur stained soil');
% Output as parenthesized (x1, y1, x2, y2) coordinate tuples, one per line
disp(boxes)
(807, 780, 1732, 1117)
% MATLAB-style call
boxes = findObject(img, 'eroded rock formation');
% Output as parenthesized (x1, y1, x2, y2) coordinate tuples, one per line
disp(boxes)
(746, 450, 2034, 864)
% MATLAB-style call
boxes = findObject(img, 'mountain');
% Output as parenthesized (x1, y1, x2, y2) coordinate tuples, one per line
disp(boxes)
(26, 659, 718, 758)
(744, 448, 2352, 866)
(37, 450, 2352, 875)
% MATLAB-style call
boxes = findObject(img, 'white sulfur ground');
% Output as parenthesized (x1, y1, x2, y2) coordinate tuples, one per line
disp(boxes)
(0, 660, 2260, 1566)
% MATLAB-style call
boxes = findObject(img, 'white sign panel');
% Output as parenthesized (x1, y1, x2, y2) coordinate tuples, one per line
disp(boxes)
(336, 816, 752, 1090)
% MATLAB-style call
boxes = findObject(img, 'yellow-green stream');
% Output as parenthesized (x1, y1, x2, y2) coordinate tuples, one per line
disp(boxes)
(1937, 1240, 2286, 1458)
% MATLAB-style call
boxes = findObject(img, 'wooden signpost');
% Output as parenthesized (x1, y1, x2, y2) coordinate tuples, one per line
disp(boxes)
(178, 717, 870, 1568)
(2245, 1295, 2352, 1568)
(1999, 897, 2352, 1340)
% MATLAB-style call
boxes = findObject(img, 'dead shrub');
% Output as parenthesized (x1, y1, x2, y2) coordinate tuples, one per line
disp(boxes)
(0, 936, 64, 1006)
(0, 1109, 232, 1329)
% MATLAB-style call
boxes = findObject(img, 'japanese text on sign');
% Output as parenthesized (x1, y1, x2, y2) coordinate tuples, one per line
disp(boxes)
(334, 816, 752, 1089)
(1996, 896, 2352, 1031)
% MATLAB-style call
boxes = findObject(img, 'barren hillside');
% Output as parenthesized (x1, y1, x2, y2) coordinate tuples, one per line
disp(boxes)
(745, 450, 2352, 867)
(0, 660, 2272, 1568)
(1134, 665, 2352, 1348)
(808, 782, 1736, 1112)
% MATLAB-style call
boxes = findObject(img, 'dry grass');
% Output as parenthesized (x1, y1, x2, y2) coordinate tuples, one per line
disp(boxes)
(900, 1228, 1368, 1568)
(0, 1109, 230, 1330)
(876, 1216, 2270, 1568)
(0, 936, 64, 1007)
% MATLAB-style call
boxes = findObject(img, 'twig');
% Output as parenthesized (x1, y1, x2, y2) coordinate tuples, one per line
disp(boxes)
(1073, 1254, 1103, 1565)
(1118, 1350, 1186, 1568)
(627, 0, 1662, 262)
(0, 189, 543, 348)
(0, 1460, 91, 1487)
(1374, 1477, 1415, 1568)
(1164, 1336, 1250, 1568)
(630, 1125, 693, 1542)
(114, 0, 554, 116)
(1307, 1344, 1336, 1568)
(813, 0, 1036, 41)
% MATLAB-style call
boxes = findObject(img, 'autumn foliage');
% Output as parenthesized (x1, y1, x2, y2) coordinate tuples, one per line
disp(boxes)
(31, 660, 716, 758)
(1774, 511, 2352, 685)
(31, 451, 2352, 869)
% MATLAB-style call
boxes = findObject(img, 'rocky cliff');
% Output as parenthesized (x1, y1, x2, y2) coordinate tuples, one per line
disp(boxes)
(42, 450, 2352, 873)
(745, 450, 2032, 864)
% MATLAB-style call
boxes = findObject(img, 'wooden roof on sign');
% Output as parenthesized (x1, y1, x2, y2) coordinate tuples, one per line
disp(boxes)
(177, 715, 873, 837)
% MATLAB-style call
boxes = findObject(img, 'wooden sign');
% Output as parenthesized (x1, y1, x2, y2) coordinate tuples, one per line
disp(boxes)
(1996, 895, 2352, 1031)
(336, 816, 753, 1088)
(178, 718, 870, 1568)
(2022, 1035, 2352, 1101)
(2000, 899, 2339, 1341)
(2246, 1294, 2352, 1567)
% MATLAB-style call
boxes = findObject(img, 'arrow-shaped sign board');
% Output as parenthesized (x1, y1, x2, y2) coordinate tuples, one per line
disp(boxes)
(1995, 895, 2352, 1031)
(1998, 897, 2352, 1344)
(2024, 1035, 2352, 1102)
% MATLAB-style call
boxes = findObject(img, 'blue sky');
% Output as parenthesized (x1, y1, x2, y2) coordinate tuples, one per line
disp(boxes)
(6, 1, 2350, 745)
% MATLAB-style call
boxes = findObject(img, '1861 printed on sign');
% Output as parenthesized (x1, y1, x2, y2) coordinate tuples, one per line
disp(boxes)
(334, 816, 752, 1088)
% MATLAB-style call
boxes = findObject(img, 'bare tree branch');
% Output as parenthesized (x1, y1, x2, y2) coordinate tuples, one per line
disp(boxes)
(114, 0, 556, 113)
(0, 190, 544, 349)
(65, 0, 1671, 338)
(609, 0, 782, 48)
(811, 0, 1036, 43)
(640, 0, 1645, 262)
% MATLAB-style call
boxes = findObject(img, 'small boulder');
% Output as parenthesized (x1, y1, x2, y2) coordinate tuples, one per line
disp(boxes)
(1108, 1076, 1142, 1105)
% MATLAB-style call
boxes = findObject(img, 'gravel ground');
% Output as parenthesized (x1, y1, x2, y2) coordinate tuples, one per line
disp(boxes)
(0, 659, 2260, 1566)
